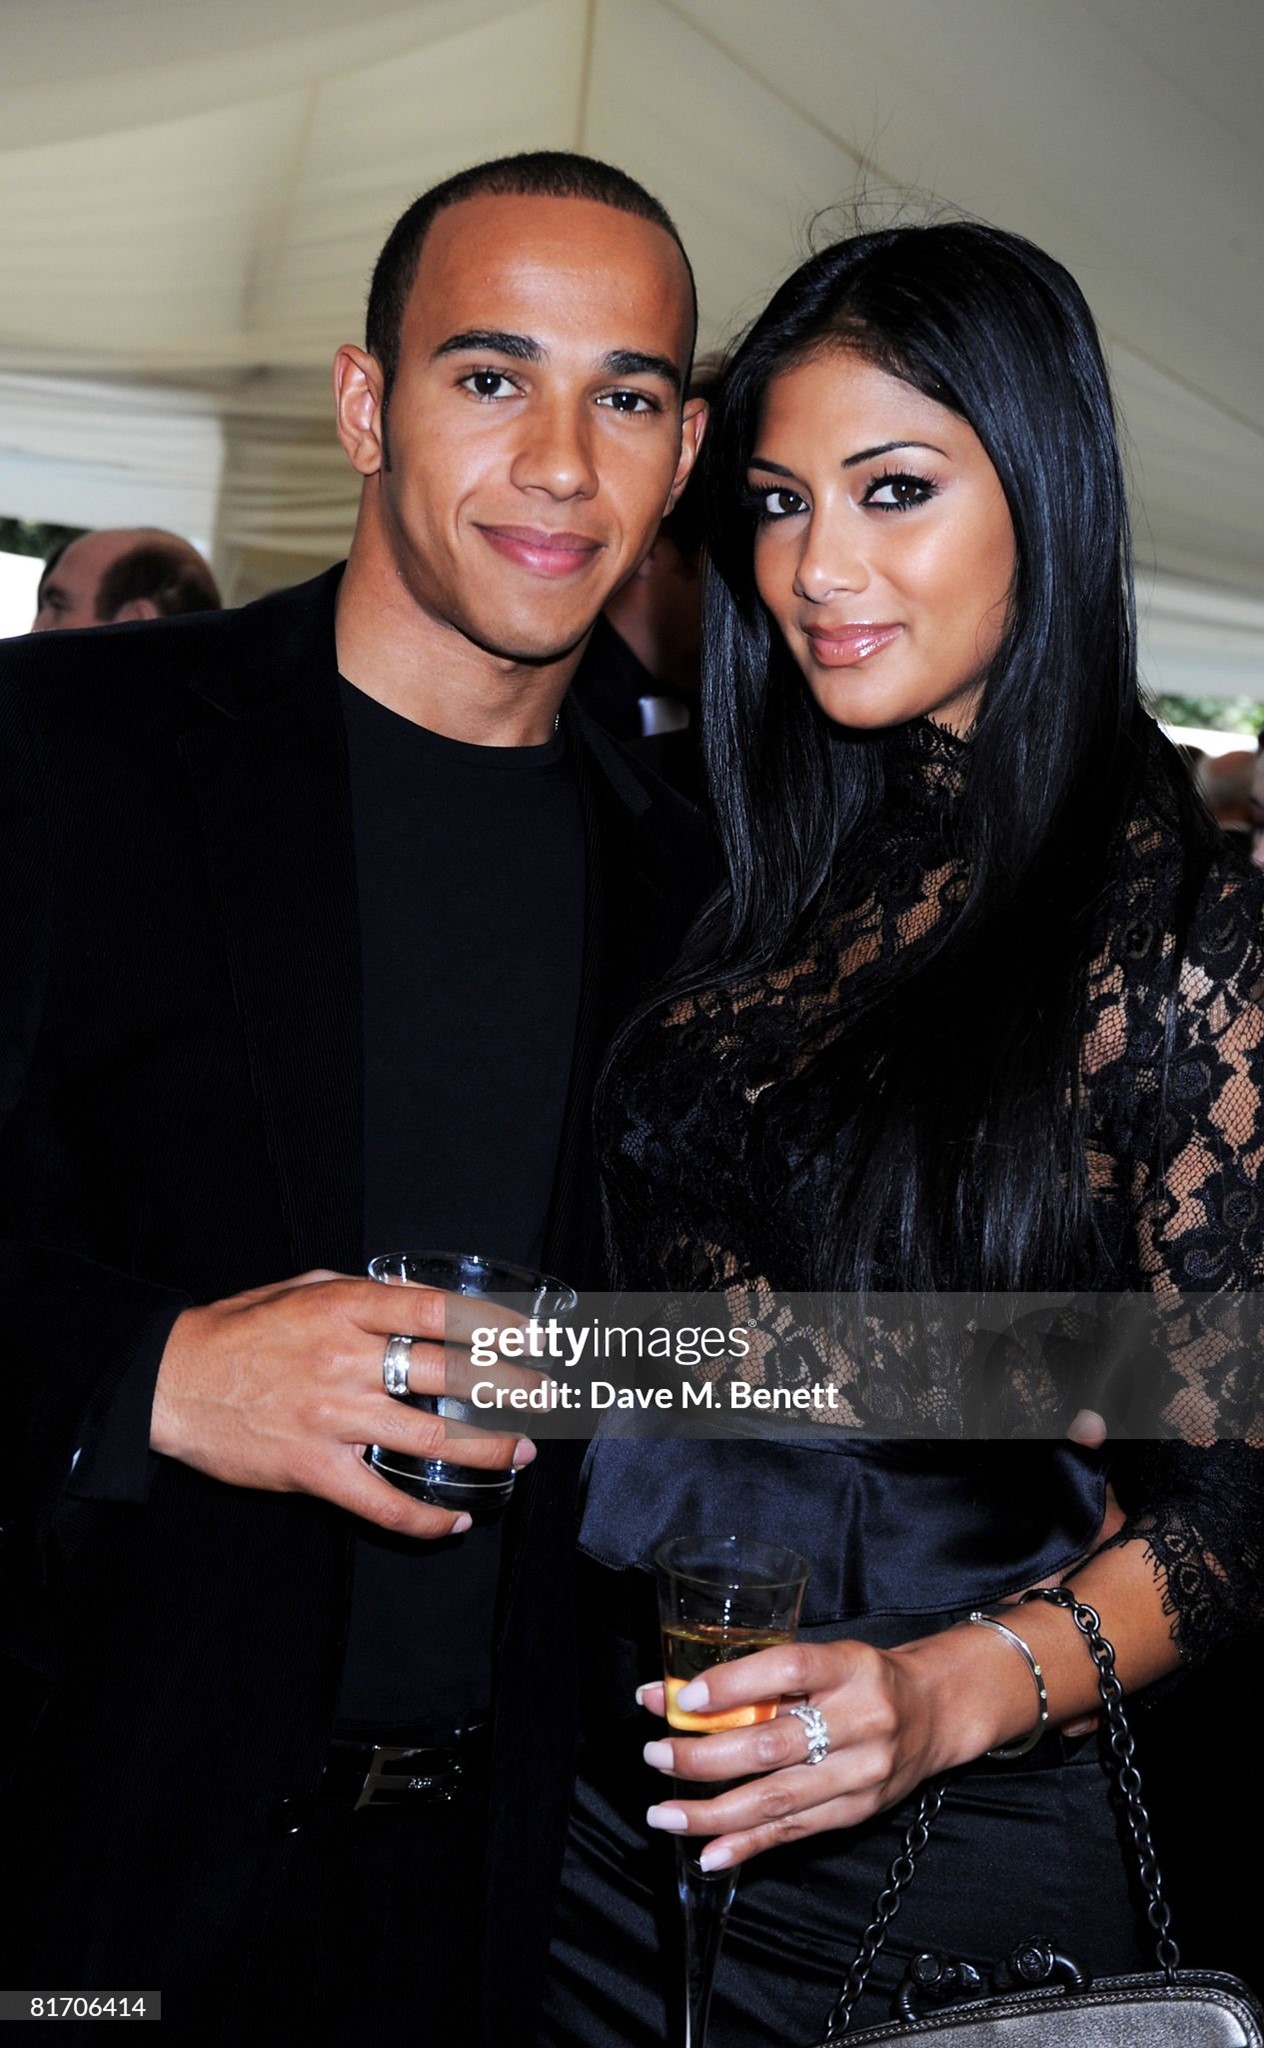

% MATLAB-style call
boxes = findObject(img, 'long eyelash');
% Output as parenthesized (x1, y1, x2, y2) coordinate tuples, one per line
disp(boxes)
(866, 469, 936, 511)
(741, 485, 803, 523)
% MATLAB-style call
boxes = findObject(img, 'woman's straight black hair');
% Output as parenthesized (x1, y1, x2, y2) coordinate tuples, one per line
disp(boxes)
(692, 221, 1220, 1293)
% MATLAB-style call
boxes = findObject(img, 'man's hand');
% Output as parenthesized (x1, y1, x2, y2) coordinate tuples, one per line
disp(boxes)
(150, 1270, 540, 1537)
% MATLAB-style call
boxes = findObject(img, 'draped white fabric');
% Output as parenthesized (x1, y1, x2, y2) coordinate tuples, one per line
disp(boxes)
(0, 0, 1260, 687)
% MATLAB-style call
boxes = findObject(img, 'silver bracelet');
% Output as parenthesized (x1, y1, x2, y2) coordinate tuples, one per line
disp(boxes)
(967, 1610, 1050, 1759)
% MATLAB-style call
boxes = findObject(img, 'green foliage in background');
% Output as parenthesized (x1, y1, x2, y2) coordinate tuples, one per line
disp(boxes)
(1150, 692, 1264, 739)
(0, 517, 86, 562)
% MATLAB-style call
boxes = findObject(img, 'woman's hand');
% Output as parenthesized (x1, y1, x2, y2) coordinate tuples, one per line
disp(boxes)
(638, 1637, 948, 1873)
(637, 1469, 1145, 1871)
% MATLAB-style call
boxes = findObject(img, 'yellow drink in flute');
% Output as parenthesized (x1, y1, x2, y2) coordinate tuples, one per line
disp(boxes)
(654, 1535, 809, 2048)
(662, 1620, 795, 1731)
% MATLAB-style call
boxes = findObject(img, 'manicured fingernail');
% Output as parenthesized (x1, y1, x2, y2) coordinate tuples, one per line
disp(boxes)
(699, 1845, 733, 1872)
(1069, 1409, 1107, 1446)
(643, 1741, 673, 1769)
(452, 1514, 473, 1534)
(512, 1438, 536, 1468)
(634, 1684, 650, 1706)
(675, 1680, 709, 1711)
(646, 1804, 690, 1832)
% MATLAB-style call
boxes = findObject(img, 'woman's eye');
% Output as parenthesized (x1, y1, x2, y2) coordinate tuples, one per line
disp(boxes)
(756, 487, 808, 520)
(461, 369, 519, 400)
(863, 472, 935, 512)
(597, 390, 658, 414)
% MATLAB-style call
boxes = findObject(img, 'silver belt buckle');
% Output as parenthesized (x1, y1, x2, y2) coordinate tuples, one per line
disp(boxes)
(354, 1742, 459, 1811)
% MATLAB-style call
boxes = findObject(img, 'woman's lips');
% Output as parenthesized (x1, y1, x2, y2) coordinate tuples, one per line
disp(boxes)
(802, 622, 903, 666)
(477, 525, 602, 578)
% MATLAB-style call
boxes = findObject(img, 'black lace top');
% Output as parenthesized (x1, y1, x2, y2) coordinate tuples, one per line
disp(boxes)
(591, 720, 1263, 1665)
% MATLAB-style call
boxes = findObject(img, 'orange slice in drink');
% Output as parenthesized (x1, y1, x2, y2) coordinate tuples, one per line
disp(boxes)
(664, 1677, 779, 1732)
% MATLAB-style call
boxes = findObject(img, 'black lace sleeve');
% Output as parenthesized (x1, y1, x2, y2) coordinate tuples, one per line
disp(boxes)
(1092, 851, 1264, 1425)
(1091, 849, 1264, 1657)
(1108, 1441, 1264, 1666)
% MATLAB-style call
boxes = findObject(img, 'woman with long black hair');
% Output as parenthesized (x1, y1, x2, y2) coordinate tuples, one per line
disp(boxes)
(540, 221, 1263, 2046)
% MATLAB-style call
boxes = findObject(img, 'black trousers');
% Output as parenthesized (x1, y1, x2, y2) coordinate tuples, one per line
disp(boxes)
(217, 1772, 488, 2047)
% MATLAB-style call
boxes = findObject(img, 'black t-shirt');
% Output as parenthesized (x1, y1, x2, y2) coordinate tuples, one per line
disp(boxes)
(335, 679, 584, 1731)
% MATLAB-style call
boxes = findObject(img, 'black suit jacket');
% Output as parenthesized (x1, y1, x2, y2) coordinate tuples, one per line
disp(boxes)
(0, 568, 714, 2033)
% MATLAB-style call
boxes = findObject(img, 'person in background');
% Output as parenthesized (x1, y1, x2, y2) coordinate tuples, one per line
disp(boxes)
(1197, 740, 1255, 847)
(1250, 724, 1264, 867)
(30, 525, 221, 631)
(572, 368, 720, 804)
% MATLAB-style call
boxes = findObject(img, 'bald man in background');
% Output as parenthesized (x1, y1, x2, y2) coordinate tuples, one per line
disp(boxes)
(31, 526, 221, 631)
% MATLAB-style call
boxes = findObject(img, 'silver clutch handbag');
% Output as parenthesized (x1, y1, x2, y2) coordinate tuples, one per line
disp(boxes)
(809, 1588, 1264, 2048)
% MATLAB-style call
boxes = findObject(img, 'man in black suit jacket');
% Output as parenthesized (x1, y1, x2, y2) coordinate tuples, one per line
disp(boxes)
(0, 152, 709, 2041)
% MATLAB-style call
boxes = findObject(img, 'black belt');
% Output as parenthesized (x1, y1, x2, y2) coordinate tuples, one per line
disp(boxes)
(318, 1722, 489, 1812)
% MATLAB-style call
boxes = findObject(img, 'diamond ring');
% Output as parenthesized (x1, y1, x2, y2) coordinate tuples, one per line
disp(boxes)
(786, 1702, 831, 1766)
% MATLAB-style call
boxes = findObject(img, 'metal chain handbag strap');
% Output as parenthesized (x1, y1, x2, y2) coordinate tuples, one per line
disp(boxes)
(805, 1585, 1264, 2047)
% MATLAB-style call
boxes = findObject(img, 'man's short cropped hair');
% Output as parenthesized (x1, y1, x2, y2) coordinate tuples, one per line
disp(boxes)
(365, 150, 697, 405)
(97, 538, 221, 621)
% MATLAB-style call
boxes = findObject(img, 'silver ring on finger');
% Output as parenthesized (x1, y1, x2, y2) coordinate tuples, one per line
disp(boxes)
(786, 1702, 831, 1766)
(382, 1333, 413, 1399)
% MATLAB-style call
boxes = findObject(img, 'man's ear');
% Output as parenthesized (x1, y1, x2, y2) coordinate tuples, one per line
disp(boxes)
(667, 395, 708, 509)
(110, 597, 161, 623)
(333, 345, 386, 477)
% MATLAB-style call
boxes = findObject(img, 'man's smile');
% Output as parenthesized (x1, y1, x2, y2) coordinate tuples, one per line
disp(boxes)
(475, 524, 605, 577)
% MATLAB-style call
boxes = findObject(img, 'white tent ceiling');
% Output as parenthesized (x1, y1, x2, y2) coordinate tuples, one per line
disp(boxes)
(0, 0, 1260, 690)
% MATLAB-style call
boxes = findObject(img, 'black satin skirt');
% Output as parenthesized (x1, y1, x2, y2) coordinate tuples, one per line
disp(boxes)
(540, 1561, 1153, 2047)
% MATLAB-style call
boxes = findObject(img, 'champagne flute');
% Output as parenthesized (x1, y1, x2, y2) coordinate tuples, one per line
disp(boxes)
(653, 1534, 810, 2048)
